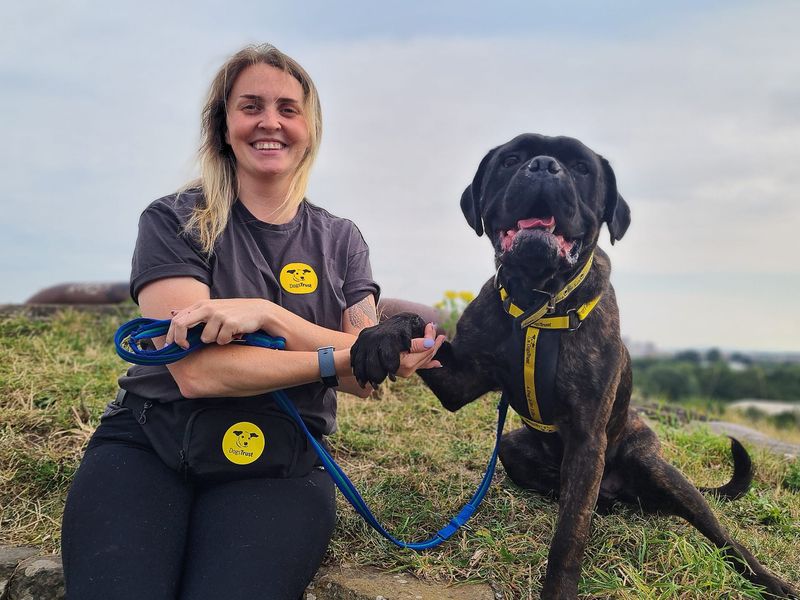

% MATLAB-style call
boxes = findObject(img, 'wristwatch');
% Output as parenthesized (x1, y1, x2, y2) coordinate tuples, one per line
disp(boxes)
(317, 346, 339, 388)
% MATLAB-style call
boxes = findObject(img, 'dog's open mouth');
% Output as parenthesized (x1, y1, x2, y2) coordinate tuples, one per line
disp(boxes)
(498, 216, 580, 262)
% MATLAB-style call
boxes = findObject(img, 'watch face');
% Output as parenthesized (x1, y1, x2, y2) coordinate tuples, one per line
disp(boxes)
(318, 347, 337, 388)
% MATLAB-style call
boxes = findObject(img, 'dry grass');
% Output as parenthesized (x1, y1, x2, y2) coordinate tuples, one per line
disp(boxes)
(1, 308, 798, 599)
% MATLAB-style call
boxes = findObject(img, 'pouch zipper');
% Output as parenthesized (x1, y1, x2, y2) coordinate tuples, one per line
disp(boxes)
(180, 407, 212, 480)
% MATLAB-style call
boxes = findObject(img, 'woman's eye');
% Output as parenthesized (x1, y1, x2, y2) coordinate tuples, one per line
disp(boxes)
(575, 162, 589, 174)
(242, 104, 259, 113)
(502, 156, 520, 168)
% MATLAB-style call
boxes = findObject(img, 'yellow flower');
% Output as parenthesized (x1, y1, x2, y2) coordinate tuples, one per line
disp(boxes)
(458, 291, 475, 302)
(444, 290, 457, 300)
(434, 301, 445, 309)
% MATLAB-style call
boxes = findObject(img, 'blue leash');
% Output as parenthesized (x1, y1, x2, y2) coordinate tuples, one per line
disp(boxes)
(115, 318, 507, 550)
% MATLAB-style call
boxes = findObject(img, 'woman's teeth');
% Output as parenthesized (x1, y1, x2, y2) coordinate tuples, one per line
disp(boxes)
(252, 141, 285, 150)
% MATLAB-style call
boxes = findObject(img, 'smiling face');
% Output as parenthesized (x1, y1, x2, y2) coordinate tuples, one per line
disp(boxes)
(461, 134, 630, 292)
(225, 63, 310, 190)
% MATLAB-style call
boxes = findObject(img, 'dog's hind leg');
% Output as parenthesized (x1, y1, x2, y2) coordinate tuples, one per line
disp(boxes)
(617, 436, 798, 598)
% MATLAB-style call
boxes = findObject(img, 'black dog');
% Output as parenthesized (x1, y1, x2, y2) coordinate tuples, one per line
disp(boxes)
(351, 134, 797, 599)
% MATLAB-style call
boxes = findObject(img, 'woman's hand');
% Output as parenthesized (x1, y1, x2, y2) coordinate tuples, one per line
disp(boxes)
(166, 298, 274, 348)
(395, 322, 445, 378)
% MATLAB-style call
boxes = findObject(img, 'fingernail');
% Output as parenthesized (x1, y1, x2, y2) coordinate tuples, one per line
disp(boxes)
(423, 338, 435, 348)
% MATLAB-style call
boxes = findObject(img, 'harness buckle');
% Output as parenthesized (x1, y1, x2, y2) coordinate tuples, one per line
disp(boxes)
(528, 288, 555, 314)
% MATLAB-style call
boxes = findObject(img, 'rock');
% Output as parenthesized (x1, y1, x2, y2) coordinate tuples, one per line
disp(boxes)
(0, 547, 494, 600)
(308, 566, 495, 600)
(25, 282, 129, 305)
(6, 555, 65, 600)
(0, 547, 38, 597)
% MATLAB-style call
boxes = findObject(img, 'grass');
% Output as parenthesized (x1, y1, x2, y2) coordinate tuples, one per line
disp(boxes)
(1, 308, 798, 598)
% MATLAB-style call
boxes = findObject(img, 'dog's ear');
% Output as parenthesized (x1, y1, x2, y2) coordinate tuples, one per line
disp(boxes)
(600, 157, 631, 245)
(233, 430, 242, 436)
(460, 148, 496, 237)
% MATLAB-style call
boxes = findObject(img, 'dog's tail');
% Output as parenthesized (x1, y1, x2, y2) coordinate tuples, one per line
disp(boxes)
(698, 437, 753, 501)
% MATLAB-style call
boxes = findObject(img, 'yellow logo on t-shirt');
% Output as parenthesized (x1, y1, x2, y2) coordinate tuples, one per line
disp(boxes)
(221, 422, 265, 465)
(279, 262, 318, 294)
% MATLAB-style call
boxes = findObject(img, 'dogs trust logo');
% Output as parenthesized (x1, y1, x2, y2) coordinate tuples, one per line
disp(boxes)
(279, 262, 318, 294)
(221, 422, 266, 465)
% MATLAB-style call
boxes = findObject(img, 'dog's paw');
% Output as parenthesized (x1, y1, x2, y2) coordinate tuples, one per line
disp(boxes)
(350, 313, 426, 387)
(753, 571, 799, 599)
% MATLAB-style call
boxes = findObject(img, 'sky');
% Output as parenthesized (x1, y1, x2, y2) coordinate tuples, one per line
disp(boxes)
(1, 1, 798, 352)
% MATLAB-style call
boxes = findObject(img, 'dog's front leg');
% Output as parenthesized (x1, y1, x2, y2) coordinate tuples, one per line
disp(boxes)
(542, 426, 608, 600)
(417, 342, 495, 411)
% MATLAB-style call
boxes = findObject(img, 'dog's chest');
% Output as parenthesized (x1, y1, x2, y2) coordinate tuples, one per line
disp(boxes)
(502, 325, 562, 432)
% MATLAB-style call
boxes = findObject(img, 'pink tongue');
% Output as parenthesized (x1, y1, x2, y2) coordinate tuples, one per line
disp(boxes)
(500, 230, 516, 251)
(518, 216, 555, 229)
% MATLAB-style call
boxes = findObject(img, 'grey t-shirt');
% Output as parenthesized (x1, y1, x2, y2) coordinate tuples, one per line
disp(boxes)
(117, 189, 380, 435)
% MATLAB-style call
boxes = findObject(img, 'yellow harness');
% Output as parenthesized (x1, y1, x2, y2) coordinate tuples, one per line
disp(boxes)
(497, 254, 601, 433)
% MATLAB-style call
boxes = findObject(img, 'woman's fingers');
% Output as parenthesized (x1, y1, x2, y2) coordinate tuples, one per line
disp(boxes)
(166, 299, 266, 348)
(398, 333, 445, 376)
(167, 303, 208, 348)
(409, 322, 438, 353)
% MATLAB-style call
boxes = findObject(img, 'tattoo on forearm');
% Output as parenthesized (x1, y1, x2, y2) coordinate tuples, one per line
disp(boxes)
(347, 297, 378, 329)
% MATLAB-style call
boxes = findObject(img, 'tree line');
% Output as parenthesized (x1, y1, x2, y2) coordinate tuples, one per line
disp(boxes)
(632, 350, 800, 402)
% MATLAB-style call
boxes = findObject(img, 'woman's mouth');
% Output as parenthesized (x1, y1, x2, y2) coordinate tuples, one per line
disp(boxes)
(251, 141, 286, 150)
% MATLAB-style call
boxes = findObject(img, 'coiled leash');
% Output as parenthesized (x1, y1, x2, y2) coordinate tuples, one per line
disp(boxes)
(115, 318, 507, 550)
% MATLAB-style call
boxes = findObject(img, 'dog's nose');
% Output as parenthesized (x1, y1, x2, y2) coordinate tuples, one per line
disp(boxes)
(528, 156, 561, 175)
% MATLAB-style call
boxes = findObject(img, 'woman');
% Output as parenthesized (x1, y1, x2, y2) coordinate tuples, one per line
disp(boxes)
(61, 44, 443, 600)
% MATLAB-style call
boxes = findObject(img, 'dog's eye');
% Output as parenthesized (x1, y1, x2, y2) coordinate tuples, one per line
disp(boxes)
(502, 155, 520, 168)
(574, 162, 589, 175)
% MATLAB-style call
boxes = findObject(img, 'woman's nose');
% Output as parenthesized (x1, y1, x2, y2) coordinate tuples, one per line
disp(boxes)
(258, 108, 281, 130)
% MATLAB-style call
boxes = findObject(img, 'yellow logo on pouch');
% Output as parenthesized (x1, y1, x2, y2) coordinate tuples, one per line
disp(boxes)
(279, 262, 318, 294)
(221, 422, 265, 465)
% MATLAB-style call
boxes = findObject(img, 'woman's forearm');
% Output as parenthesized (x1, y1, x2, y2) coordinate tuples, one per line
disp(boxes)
(169, 344, 354, 399)
(258, 301, 357, 351)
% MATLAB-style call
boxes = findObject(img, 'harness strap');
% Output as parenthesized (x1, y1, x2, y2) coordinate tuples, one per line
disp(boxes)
(499, 252, 595, 329)
(498, 255, 602, 433)
(114, 318, 505, 551)
(522, 327, 559, 433)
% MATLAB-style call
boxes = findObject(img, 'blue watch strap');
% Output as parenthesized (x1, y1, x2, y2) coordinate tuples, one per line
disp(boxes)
(317, 346, 338, 387)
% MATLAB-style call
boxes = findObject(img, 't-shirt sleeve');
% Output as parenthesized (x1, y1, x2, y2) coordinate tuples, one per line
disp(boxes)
(342, 224, 381, 308)
(129, 201, 211, 303)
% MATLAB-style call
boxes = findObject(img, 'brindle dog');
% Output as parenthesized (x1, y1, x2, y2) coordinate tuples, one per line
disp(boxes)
(351, 134, 797, 599)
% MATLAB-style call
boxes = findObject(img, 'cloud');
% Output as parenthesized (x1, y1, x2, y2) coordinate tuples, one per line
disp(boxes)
(0, 2, 797, 350)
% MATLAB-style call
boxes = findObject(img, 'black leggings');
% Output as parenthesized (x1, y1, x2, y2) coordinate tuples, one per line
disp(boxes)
(61, 410, 336, 600)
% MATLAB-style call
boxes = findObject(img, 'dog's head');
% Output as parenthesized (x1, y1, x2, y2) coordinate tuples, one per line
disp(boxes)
(233, 430, 259, 448)
(461, 134, 630, 291)
(286, 268, 312, 282)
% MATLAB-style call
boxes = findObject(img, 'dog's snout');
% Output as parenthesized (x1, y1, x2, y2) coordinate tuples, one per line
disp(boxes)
(528, 156, 561, 175)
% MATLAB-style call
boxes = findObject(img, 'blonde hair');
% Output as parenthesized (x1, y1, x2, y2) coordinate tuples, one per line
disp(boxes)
(184, 44, 322, 254)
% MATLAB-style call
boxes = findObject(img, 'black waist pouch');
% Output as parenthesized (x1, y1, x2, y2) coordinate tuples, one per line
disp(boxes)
(121, 391, 320, 483)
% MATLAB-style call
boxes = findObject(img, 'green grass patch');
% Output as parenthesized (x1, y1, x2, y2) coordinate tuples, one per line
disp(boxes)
(1, 308, 798, 598)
